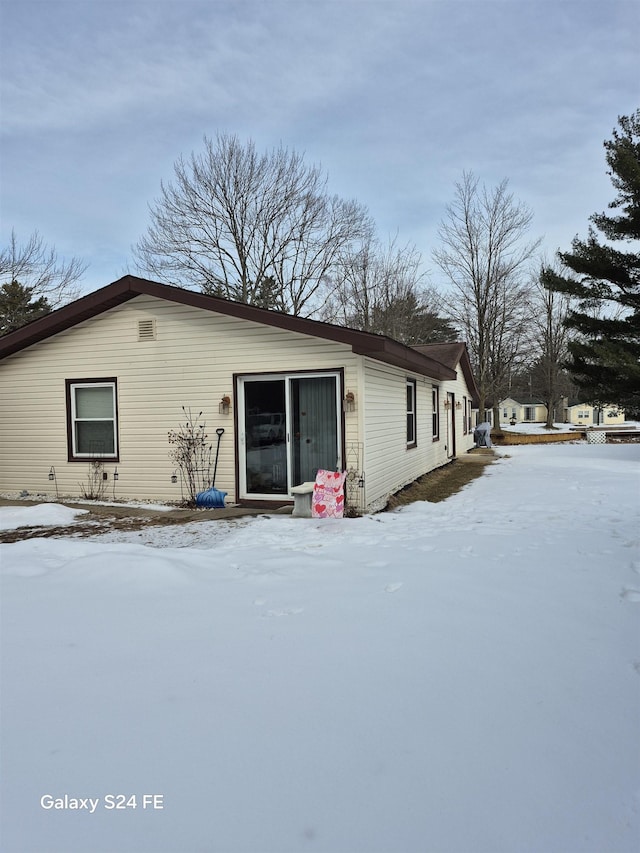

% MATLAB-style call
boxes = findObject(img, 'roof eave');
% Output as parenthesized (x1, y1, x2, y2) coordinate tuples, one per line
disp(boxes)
(0, 277, 140, 358)
(353, 341, 456, 380)
(0, 275, 455, 381)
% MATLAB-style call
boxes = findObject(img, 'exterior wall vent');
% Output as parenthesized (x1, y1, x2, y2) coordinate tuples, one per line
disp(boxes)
(137, 319, 156, 341)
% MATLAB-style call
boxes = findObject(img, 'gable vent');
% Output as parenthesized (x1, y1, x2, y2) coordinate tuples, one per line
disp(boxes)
(137, 319, 156, 341)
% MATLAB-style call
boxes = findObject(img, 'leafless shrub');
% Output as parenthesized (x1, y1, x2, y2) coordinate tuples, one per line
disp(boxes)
(168, 407, 214, 505)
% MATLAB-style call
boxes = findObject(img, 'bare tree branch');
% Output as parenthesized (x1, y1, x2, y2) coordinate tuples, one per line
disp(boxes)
(134, 134, 371, 315)
(323, 233, 456, 343)
(433, 172, 541, 420)
(0, 229, 87, 307)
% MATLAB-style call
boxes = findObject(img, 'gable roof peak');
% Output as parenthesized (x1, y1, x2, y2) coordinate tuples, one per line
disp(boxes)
(0, 275, 459, 381)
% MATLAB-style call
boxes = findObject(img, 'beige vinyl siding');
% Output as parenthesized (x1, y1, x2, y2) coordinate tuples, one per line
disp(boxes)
(564, 404, 624, 426)
(362, 358, 476, 509)
(446, 371, 477, 456)
(0, 295, 360, 503)
(362, 361, 442, 509)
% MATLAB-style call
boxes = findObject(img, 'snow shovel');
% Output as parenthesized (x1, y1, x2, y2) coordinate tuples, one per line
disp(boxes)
(196, 428, 227, 508)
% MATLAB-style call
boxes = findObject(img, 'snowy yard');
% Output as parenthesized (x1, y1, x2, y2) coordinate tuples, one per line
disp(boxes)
(1, 443, 639, 853)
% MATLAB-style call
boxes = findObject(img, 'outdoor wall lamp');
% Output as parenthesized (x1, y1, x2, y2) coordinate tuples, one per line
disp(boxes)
(171, 470, 178, 484)
(343, 391, 356, 413)
(444, 399, 451, 410)
(219, 395, 231, 415)
(456, 401, 462, 410)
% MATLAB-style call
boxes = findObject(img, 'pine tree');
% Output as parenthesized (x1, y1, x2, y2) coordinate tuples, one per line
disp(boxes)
(543, 110, 640, 412)
(0, 280, 51, 335)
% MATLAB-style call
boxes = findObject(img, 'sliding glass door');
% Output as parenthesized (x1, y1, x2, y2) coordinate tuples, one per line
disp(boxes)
(243, 379, 288, 495)
(239, 373, 341, 499)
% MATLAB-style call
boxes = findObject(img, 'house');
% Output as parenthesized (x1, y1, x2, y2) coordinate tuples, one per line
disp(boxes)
(499, 397, 548, 424)
(0, 276, 480, 513)
(563, 401, 625, 427)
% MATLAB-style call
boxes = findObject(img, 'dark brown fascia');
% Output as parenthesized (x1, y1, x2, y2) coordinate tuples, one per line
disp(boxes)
(0, 277, 140, 358)
(0, 275, 455, 380)
(350, 339, 454, 380)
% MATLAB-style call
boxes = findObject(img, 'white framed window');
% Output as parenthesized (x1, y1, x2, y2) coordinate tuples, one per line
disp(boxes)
(66, 379, 119, 460)
(432, 386, 440, 440)
(406, 379, 417, 447)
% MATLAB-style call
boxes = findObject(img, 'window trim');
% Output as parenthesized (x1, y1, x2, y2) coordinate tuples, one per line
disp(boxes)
(66, 378, 119, 461)
(406, 378, 417, 448)
(432, 386, 440, 441)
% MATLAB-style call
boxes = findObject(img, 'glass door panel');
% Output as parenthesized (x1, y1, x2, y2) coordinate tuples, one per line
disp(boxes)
(243, 379, 288, 495)
(291, 376, 338, 486)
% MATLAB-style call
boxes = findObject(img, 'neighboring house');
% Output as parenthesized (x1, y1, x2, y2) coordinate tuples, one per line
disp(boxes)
(0, 276, 480, 513)
(499, 397, 548, 424)
(563, 401, 625, 426)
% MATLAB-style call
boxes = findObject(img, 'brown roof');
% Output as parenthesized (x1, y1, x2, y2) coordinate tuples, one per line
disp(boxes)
(0, 275, 460, 381)
(413, 342, 480, 406)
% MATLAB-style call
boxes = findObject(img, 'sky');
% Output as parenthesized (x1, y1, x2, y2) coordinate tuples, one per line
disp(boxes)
(1, 442, 639, 851)
(1, 0, 638, 298)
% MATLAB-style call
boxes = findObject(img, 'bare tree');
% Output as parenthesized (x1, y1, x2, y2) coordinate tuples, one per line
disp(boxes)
(534, 263, 576, 427)
(134, 134, 371, 316)
(324, 233, 456, 343)
(433, 172, 541, 422)
(322, 224, 378, 326)
(0, 229, 86, 310)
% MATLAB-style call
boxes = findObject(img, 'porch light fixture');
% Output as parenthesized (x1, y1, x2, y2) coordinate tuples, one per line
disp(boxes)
(219, 395, 231, 415)
(343, 391, 356, 413)
(171, 470, 178, 484)
(456, 401, 462, 410)
(444, 399, 451, 410)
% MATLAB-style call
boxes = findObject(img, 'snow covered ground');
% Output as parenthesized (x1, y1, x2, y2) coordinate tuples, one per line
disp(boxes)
(499, 421, 577, 434)
(0, 502, 89, 531)
(1, 443, 639, 853)
(500, 420, 639, 435)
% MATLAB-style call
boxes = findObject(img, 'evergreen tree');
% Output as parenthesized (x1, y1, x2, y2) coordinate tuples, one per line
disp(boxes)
(543, 110, 640, 412)
(367, 294, 458, 345)
(0, 229, 86, 334)
(0, 280, 51, 335)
